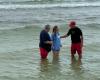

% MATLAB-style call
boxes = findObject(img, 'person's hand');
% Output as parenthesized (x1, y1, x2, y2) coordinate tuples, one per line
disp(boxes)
(45, 41, 52, 45)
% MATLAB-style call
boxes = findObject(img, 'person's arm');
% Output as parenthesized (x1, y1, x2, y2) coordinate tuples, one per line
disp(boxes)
(80, 35, 83, 47)
(45, 41, 52, 44)
(44, 33, 52, 45)
(60, 29, 71, 38)
(60, 34, 68, 38)
(80, 29, 83, 47)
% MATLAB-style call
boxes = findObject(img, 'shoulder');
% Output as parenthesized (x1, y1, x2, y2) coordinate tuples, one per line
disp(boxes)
(68, 28, 72, 31)
(76, 27, 83, 35)
(75, 27, 82, 31)
(68, 28, 73, 33)
(41, 30, 49, 36)
(40, 30, 45, 34)
(43, 30, 48, 35)
(40, 30, 44, 35)
(76, 27, 81, 30)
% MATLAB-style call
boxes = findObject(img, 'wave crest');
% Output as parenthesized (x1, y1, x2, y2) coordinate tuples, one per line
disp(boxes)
(0, 3, 100, 9)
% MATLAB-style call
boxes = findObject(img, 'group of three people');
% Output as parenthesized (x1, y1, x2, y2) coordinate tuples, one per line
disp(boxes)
(39, 21, 83, 61)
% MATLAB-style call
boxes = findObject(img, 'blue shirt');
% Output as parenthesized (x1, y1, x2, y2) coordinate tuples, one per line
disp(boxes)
(51, 32, 61, 51)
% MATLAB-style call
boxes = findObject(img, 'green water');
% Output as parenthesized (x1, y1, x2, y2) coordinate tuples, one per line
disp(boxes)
(0, 26, 100, 80)
(0, 0, 100, 80)
(0, 47, 100, 80)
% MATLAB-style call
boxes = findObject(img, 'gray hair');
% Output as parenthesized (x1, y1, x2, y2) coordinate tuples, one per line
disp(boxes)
(45, 24, 50, 30)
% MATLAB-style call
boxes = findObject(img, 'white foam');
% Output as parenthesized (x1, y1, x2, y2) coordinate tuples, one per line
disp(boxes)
(0, 2, 100, 9)
(0, 26, 26, 30)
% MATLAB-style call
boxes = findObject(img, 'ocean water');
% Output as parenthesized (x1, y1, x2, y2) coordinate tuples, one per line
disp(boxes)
(0, 0, 100, 80)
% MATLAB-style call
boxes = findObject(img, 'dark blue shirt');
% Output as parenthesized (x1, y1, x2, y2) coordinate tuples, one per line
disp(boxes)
(39, 30, 51, 52)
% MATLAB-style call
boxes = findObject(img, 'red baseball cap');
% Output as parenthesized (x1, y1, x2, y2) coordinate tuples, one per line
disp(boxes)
(69, 21, 76, 27)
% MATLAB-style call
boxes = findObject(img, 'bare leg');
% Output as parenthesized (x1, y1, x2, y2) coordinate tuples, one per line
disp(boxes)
(53, 51, 59, 58)
(71, 54, 75, 60)
(52, 52, 59, 64)
(77, 58, 82, 65)
(79, 54, 82, 60)
(71, 55, 77, 64)
(78, 50, 82, 60)
(71, 51, 76, 61)
(77, 51, 82, 65)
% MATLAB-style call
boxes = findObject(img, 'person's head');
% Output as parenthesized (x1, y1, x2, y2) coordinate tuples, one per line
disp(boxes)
(44, 24, 50, 32)
(69, 21, 76, 28)
(52, 25, 59, 33)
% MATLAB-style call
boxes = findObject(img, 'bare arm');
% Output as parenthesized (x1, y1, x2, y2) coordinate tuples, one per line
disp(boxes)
(80, 36, 83, 47)
(45, 41, 52, 45)
(60, 34, 68, 38)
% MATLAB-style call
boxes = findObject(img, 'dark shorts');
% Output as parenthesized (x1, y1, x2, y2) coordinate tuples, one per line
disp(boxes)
(71, 43, 82, 55)
(40, 48, 48, 59)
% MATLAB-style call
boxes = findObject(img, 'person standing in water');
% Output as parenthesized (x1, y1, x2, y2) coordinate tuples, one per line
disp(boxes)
(39, 24, 52, 59)
(61, 21, 83, 61)
(51, 26, 62, 58)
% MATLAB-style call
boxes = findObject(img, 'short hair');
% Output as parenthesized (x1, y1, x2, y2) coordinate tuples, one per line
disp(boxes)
(45, 24, 50, 30)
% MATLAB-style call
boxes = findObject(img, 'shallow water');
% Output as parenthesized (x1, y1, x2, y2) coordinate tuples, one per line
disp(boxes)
(0, 0, 100, 80)
(0, 26, 100, 80)
(0, 46, 100, 80)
